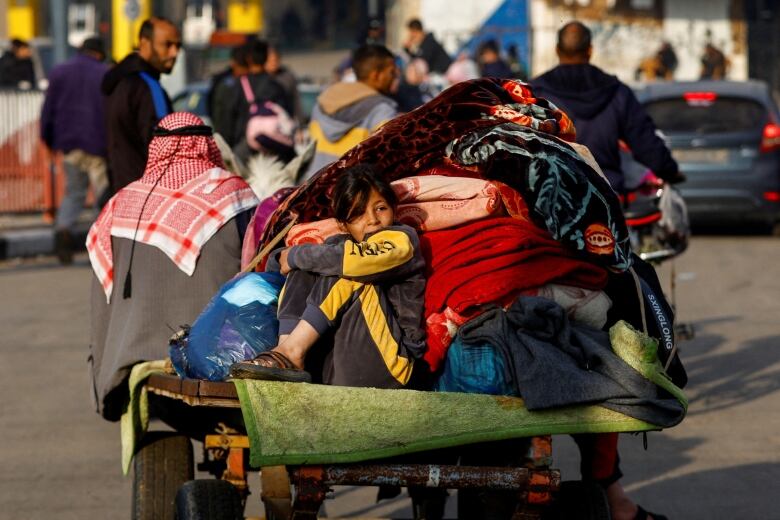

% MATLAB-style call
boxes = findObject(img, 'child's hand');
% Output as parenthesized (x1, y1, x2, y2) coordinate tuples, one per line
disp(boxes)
(279, 248, 291, 275)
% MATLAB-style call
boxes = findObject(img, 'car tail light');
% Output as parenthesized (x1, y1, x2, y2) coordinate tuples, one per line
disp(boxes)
(764, 191, 780, 202)
(760, 123, 780, 153)
(684, 92, 717, 106)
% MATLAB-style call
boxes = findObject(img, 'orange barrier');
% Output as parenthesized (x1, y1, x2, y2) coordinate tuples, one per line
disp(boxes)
(0, 90, 67, 219)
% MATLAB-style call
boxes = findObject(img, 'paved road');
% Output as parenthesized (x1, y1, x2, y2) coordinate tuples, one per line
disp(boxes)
(1, 235, 779, 519)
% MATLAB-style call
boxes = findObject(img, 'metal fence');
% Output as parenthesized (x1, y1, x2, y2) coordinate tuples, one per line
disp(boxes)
(0, 89, 64, 216)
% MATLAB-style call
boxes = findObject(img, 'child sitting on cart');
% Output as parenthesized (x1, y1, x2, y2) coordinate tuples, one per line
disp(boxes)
(231, 164, 428, 388)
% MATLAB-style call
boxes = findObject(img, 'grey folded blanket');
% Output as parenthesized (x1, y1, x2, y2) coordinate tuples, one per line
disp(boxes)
(458, 296, 685, 427)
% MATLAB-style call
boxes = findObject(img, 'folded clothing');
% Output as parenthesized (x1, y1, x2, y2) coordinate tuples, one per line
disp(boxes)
(421, 217, 608, 318)
(424, 284, 611, 372)
(528, 284, 611, 330)
(458, 297, 686, 426)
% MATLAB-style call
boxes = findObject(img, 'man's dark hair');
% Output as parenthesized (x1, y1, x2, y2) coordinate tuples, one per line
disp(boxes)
(247, 39, 269, 66)
(332, 164, 397, 224)
(80, 37, 105, 58)
(478, 39, 500, 55)
(407, 19, 423, 32)
(352, 44, 395, 81)
(230, 43, 249, 67)
(138, 17, 175, 42)
(10, 38, 29, 50)
(557, 21, 591, 58)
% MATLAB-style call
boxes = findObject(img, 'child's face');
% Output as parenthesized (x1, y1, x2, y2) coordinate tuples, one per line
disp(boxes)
(341, 188, 394, 241)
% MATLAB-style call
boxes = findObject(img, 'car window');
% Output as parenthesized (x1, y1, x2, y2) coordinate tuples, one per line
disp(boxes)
(645, 96, 767, 134)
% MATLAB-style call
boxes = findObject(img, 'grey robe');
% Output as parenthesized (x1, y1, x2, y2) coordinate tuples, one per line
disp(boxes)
(89, 217, 244, 420)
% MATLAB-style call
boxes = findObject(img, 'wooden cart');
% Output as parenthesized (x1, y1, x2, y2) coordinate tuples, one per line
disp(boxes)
(138, 373, 610, 520)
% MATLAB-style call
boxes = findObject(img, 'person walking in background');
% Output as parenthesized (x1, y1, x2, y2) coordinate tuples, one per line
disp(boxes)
(0, 38, 36, 89)
(635, 42, 677, 82)
(226, 39, 291, 159)
(364, 17, 386, 46)
(40, 37, 110, 265)
(101, 17, 181, 194)
(657, 41, 678, 79)
(266, 44, 304, 127)
(505, 43, 528, 81)
(531, 21, 681, 520)
(393, 58, 434, 113)
(403, 19, 452, 75)
(209, 43, 250, 141)
(700, 42, 728, 80)
(305, 44, 399, 178)
(477, 39, 514, 79)
(531, 21, 684, 195)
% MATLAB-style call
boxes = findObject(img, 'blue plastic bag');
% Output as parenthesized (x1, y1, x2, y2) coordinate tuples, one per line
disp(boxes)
(170, 272, 285, 381)
(434, 336, 516, 396)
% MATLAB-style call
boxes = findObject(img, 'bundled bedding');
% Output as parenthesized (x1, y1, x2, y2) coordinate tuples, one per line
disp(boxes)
(240, 77, 685, 428)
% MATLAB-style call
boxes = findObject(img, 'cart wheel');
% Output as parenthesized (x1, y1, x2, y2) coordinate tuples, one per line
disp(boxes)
(132, 432, 194, 520)
(547, 481, 611, 520)
(174, 479, 243, 520)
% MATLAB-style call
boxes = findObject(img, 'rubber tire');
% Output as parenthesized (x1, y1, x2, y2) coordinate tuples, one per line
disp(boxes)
(174, 479, 244, 520)
(548, 481, 611, 520)
(132, 432, 194, 520)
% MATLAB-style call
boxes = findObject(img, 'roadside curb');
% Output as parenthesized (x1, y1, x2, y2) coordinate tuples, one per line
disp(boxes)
(0, 223, 89, 260)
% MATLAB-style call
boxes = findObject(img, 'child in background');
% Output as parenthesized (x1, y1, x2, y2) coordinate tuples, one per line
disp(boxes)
(231, 164, 428, 388)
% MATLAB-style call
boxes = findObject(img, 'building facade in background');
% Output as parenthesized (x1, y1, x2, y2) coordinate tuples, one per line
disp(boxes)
(1, 0, 779, 92)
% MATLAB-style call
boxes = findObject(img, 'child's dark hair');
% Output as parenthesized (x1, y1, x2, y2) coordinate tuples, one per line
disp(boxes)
(332, 164, 397, 223)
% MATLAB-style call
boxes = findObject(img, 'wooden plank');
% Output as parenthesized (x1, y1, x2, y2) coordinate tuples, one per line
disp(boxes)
(199, 380, 238, 399)
(181, 378, 200, 396)
(147, 373, 182, 393)
(147, 374, 239, 404)
(146, 386, 241, 408)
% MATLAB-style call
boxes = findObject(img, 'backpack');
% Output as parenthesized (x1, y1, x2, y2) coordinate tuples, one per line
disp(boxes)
(238, 75, 295, 152)
(138, 71, 170, 121)
(605, 254, 688, 388)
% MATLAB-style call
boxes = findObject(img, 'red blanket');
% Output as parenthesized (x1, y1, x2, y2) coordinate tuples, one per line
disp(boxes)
(421, 217, 608, 318)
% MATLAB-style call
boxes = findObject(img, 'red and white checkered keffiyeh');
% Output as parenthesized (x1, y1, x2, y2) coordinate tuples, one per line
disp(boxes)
(87, 112, 258, 302)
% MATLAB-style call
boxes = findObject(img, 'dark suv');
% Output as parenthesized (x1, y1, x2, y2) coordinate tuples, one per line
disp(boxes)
(635, 80, 780, 231)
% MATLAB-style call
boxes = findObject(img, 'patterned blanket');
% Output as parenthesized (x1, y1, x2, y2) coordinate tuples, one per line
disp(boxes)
(258, 78, 631, 271)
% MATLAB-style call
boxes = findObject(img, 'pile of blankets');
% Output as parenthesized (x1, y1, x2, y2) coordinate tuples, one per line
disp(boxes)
(248, 78, 684, 425)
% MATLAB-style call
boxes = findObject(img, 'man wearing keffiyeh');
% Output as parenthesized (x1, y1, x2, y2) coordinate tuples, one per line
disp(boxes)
(87, 112, 258, 422)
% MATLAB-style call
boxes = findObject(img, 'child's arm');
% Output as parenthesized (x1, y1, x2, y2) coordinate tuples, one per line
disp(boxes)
(287, 225, 424, 283)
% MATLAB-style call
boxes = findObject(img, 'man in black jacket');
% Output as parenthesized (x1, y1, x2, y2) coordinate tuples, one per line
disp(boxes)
(101, 17, 181, 193)
(403, 19, 452, 75)
(225, 39, 291, 160)
(533, 23, 675, 520)
(531, 21, 684, 194)
(0, 39, 36, 88)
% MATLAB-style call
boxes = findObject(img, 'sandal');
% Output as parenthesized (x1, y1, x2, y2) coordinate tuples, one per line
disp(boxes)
(635, 505, 668, 520)
(230, 350, 312, 383)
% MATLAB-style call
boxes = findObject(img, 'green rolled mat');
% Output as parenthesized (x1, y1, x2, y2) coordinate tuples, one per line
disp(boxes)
(233, 322, 687, 467)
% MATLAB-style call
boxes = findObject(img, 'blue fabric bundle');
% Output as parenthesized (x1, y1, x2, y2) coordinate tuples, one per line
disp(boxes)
(170, 272, 285, 381)
(434, 336, 515, 396)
